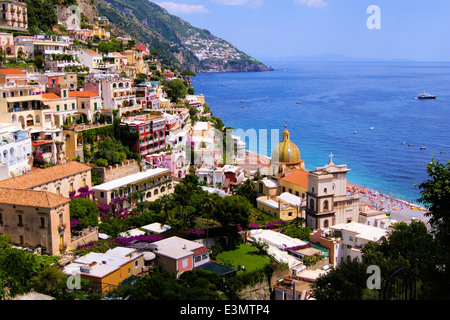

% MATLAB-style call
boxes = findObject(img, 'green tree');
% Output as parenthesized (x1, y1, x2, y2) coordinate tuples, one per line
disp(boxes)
(212, 195, 251, 237)
(34, 55, 45, 70)
(235, 179, 257, 206)
(416, 158, 450, 293)
(0, 248, 40, 298)
(69, 198, 99, 227)
(164, 78, 187, 103)
(312, 258, 368, 300)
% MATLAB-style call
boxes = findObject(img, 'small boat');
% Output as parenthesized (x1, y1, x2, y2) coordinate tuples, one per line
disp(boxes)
(408, 144, 414, 147)
(296, 101, 302, 104)
(202, 84, 205, 86)
(401, 142, 406, 145)
(440, 151, 447, 154)
(415, 92, 436, 100)
(240, 100, 244, 102)
(353, 131, 357, 134)
(420, 146, 426, 150)
(241, 105, 245, 108)
(370, 127, 374, 130)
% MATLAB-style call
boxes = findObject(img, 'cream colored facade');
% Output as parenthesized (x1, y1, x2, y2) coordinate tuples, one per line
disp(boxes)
(0, 161, 92, 199)
(305, 155, 361, 230)
(256, 192, 303, 221)
(92, 168, 174, 209)
(0, 189, 71, 256)
(0, 0, 28, 30)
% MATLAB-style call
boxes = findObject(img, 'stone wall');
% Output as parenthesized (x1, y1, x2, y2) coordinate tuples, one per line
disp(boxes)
(69, 227, 99, 252)
(92, 159, 140, 183)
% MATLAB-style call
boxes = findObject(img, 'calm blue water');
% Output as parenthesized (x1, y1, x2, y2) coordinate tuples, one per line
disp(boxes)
(192, 61, 450, 203)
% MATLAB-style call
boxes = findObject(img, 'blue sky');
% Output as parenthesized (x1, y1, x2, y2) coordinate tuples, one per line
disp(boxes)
(154, 0, 450, 63)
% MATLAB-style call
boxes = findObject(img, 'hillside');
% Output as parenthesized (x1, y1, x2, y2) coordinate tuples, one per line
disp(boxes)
(94, 0, 271, 73)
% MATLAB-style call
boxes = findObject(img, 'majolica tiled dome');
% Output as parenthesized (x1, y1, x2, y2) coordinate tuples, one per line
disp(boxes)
(271, 126, 301, 164)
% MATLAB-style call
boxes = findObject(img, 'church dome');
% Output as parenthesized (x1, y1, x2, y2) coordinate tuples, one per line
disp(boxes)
(271, 127, 301, 164)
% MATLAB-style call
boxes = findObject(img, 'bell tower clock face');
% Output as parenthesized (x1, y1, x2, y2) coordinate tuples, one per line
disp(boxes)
(66, 5, 81, 30)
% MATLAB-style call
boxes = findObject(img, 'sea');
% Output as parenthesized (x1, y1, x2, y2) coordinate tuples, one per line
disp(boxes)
(191, 60, 450, 204)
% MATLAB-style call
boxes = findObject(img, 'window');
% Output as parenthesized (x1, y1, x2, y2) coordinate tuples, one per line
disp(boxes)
(56, 105, 60, 111)
(289, 188, 292, 194)
(324, 220, 329, 228)
(134, 260, 139, 268)
(324, 200, 329, 210)
(72, 103, 75, 110)
(20, 235, 24, 245)
(100, 191, 105, 198)
(56, 187, 61, 195)
(128, 268, 131, 275)
(40, 217, 45, 228)
(94, 102, 97, 110)
(18, 215, 23, 226)
(309, 199, 314, 211)
(82, 179, 86, 187)
(182, 259, 188, 269)
(70, 183, 74, 192)
(64, 104, 67, 111)
(324, 188, 328, 194)
(0, 213, 3, 226)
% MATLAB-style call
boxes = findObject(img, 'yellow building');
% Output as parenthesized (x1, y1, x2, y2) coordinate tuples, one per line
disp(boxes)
(0, 187, 71, 255)
(63, 247, 145, 293)
(256, 192, 303, 221)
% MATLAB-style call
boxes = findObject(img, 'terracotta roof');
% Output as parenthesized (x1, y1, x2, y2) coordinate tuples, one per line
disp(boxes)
(42, 93, 61, 100)
(192, 247, 210, 256)
(82, 49, 101, 56)
(0, 68, 26, 75)
(0, 161, 91, 190)
(0, 187, 70, 208)
(279, 168, 309, 188)
(68, 91, 99, 98)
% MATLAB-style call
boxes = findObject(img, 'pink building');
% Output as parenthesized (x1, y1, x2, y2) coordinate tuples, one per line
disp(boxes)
(150, 236, 210, 278)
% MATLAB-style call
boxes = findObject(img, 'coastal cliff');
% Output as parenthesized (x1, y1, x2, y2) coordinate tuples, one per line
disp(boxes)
(95, 0, 271, 73)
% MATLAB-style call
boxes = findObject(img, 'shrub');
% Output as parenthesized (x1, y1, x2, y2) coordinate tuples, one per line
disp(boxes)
(95, 158, 108, 167)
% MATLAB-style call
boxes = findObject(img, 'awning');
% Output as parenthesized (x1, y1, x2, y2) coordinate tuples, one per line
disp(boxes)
(10, 169, 20, 177)
(143, 252, 156, 261)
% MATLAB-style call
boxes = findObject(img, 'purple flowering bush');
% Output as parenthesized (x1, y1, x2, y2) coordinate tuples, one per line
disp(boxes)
(113, 234, 165, 247)
(185, 228, 206, 239)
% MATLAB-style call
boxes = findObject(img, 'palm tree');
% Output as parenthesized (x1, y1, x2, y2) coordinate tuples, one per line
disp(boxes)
(236, 178, 257, 206)
(202, 196, 215, 243)
(159, 193, 174, 222)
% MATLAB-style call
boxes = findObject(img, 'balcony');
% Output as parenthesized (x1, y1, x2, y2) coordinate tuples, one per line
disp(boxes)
(58, 224, 66, 234)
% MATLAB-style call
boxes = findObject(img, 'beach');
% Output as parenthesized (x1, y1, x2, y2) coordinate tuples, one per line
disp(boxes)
(346, 183, 431, 224)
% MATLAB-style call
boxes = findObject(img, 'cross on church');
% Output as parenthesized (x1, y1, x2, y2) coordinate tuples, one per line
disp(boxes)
(329, 152, 334, 163)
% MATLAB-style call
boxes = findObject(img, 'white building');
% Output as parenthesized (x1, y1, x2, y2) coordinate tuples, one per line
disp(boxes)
(248, 229, 305, 268)
(328, 222, 388, 266)
(92, 168, 174, 208)
(0, 122, 32, 180)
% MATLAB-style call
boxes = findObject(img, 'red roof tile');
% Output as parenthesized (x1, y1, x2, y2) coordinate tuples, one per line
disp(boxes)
(279, 168, 309, 188)
(0, 68, 26, 75)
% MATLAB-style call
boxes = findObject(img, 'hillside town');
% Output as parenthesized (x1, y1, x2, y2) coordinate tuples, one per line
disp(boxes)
(0, 1, 445, 302)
